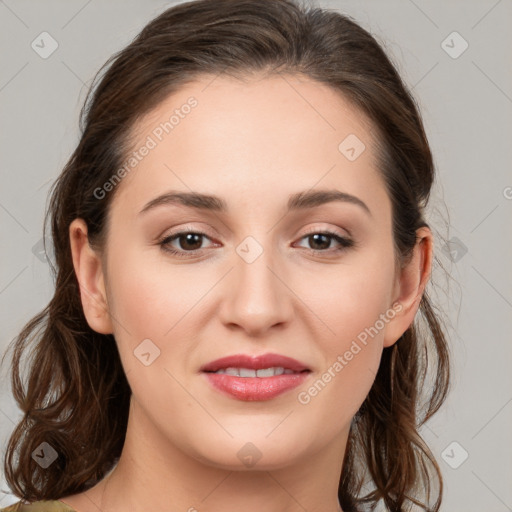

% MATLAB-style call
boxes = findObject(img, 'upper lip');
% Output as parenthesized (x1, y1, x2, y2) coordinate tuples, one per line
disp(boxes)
(200, 353, 310, 373)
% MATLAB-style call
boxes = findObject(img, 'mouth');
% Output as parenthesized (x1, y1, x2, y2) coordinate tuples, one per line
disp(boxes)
(200, 353, 312, 401)
(206, 367, 307, 377)
(200, 352, 311, 373)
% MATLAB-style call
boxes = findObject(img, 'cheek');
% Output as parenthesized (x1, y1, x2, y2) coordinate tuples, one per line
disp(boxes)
(296, 281, 391, 439)
(297, 240, 396, 348)
(294, 243, 395, 408)
(104, 245, 211, 371)
(107, 238, 212, 320)
(103, 249, 216, 424)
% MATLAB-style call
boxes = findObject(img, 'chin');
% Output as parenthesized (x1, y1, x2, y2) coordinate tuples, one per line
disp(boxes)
(187, 433, 308, 471)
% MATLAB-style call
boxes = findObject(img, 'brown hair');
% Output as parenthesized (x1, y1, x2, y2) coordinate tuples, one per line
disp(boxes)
(1, 0, 450, 510)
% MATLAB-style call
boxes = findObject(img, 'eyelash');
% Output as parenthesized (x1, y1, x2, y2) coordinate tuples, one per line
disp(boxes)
(158, 228, 355, 259)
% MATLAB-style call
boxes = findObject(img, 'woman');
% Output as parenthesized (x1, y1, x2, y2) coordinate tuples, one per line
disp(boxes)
(1, 0, 450, 510)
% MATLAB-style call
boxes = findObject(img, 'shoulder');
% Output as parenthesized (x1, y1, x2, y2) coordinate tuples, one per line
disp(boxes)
(0, 500, 77, 512)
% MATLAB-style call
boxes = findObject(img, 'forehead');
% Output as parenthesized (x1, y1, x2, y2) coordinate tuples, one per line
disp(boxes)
(110, 73, 389, 220)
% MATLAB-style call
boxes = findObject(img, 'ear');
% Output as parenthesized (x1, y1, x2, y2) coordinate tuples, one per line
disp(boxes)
(69, 218, 113, 335)
(383, 226, 433, 348)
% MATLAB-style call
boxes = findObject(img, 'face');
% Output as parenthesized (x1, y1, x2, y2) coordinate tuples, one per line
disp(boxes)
(74, 73, 421, 471)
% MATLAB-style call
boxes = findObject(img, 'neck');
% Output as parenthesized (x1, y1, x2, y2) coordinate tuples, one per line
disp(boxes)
(74, 397, 347, 512)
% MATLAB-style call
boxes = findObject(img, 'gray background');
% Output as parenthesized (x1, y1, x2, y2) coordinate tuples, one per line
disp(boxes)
(1, 0, 511, 510)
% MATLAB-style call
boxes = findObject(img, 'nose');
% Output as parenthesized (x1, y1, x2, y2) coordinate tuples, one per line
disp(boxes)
(218, 243, 294, 337)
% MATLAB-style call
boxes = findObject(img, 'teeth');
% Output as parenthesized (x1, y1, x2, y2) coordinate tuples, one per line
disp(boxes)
(213, 367, 291, 377)
(239, 368, 256, 377)
(257, 367, 284, 377)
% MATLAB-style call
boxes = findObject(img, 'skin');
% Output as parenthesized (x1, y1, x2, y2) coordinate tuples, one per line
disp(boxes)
(64, 73, 433, 512)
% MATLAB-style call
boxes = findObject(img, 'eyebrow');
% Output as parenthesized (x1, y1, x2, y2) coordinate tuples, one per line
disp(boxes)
(138, 189, 372, 217)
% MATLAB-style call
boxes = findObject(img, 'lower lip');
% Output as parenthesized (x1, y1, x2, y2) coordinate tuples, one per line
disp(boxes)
(202, 372, 310, 401)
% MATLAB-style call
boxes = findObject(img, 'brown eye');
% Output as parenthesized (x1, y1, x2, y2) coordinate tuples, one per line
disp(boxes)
(296, 231, 354, 253)
(174, 233, 204, 251)
(159, 231, 214, 257)
(307, 233, 331, 250)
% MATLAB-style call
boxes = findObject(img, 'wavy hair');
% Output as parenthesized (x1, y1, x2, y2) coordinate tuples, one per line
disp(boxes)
(1, 0, 450, 510)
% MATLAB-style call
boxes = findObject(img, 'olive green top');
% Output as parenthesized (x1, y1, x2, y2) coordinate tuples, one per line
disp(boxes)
(0, 500, 77, 512)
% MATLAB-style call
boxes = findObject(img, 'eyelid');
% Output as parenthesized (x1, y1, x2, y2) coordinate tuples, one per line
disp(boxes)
(299, 225, 351, 239)
(159, 223, 216, 239)
(293, 228, 355, 252)
(158, 223, 355, 260)
(158, 223, 349, 244)
(158, 227, 217, 247)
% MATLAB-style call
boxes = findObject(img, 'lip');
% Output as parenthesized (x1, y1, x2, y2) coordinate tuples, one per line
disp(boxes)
(200, 353, 311, 401)
(200, 353, 310, 373)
